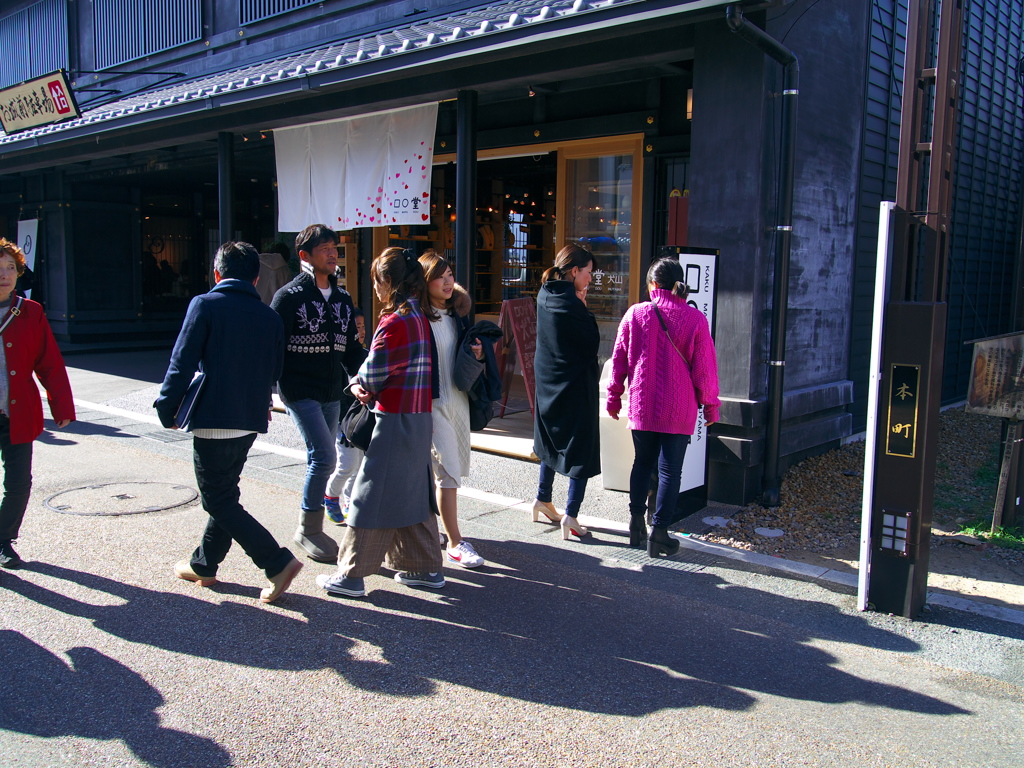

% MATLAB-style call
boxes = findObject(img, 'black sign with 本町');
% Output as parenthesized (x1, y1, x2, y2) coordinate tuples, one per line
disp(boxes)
(886, 364, 920, 458)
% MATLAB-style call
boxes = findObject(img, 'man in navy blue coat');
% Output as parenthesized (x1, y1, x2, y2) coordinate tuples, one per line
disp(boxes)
(155, 242, 302, 603)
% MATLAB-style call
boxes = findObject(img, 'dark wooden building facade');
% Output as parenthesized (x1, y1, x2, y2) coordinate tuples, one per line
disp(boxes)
(0, 0, 1021, 505)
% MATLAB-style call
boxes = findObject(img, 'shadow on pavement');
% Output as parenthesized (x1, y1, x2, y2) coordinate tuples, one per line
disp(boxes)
(343, 543, 971, 716)
(0, 630, 231, 767)
(4, 543, 970, 722)
(38, 420, 142, 444)
(62, 350, 172, 383)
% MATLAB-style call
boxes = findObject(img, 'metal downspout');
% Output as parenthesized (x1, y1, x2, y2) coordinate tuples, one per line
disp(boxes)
(725, 5, 799, 506)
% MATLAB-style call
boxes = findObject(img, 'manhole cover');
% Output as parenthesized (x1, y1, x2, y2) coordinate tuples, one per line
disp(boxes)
(44, 482, 199, 516)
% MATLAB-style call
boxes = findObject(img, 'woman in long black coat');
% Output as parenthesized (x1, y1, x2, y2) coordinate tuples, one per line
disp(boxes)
(532, 244, 601, 540)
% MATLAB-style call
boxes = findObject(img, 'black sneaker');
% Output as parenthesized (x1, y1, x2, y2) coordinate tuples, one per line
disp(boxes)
(0, 540, 24, 569)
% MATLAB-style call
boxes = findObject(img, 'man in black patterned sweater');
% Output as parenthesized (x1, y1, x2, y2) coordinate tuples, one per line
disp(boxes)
(271, 224, 365, 562)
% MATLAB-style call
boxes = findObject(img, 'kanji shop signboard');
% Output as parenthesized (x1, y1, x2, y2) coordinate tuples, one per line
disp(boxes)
(0, 70, 80, 135)
(965, 331, 1024, 420)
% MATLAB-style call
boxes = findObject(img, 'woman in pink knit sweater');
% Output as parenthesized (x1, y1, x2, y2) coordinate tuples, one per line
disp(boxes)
(606, 258, 720, 557)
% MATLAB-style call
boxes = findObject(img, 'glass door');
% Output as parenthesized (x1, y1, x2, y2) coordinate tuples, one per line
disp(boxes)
(557, 136, 644, 359)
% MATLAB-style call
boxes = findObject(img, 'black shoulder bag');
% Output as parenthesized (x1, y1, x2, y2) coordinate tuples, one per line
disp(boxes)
(340, 397, 376, 451)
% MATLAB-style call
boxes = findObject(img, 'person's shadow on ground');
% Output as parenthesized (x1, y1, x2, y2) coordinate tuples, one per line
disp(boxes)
(4, 543, 969, 722)
(317, 541, 971, 715)
(0, 630, 230, 768)
(37, 418, 143, 446)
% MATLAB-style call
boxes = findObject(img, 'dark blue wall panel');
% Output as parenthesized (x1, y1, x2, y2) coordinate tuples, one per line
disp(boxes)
(0, 0, 67, 89)
(848, 0, 908, 432)
(945, 0, 1024, 402)
(93, 0, 202, 70)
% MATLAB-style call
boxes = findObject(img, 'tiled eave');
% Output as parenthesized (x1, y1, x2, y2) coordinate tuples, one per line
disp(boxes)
(0, 0, 734, 157)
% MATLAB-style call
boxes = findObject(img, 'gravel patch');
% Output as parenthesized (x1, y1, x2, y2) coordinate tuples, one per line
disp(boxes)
(697, 408, 1024, 566)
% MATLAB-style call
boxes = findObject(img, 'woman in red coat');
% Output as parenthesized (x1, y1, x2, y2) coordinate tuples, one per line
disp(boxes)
(0, 238, 75, 568)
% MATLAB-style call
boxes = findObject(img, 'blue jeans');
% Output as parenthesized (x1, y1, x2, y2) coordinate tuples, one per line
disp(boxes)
(537, 461, 588, 517)
(284, 398, 341, 512)
(629, 431, 690, 528)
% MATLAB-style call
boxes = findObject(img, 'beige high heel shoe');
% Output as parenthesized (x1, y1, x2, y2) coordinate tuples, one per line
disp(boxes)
(531, 499, 562, 524)
(560, 515, 590, 540)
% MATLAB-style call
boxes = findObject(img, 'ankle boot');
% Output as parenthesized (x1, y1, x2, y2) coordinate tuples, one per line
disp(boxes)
(628, 515, 648, 548)
(294, 508, 339, 562)
(647, 526, 680, 558)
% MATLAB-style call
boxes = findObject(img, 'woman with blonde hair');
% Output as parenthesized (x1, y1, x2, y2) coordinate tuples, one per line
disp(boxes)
(419, 249, 484, 568)
(316, 247, 444, 597)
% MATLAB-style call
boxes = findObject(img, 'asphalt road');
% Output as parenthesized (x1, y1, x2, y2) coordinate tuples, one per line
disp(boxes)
(1, 351, 1022, 767)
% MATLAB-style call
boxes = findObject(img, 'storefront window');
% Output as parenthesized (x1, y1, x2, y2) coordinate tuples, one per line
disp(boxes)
(559, 137, 642, 358)
(392, 138, 642, 354)
(564, 153, 633, 323)
(141, 192, 202, 314)
(383, 158, 557, 317)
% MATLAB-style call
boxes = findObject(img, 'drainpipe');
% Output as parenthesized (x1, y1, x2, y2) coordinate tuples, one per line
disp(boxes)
(725, 5, 799, 507)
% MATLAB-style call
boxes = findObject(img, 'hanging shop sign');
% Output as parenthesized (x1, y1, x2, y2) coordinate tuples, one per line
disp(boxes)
(274, 103, 438, 231)
(15, 218, 38, 300)
(16, 218, 38, 271)
(0, 70, 80, 134)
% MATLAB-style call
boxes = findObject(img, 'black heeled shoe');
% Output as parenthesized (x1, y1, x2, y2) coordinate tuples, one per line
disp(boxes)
(628, 516, 648, 548)
(647, 526, 680, 557)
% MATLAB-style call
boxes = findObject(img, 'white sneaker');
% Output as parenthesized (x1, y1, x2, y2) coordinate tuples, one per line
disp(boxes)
(445, 540, 484, 569)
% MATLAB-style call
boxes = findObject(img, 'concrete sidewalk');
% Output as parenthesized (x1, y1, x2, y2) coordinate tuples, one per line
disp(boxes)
(61, 349, 1024, 627)
(1, 351, 1022, 767)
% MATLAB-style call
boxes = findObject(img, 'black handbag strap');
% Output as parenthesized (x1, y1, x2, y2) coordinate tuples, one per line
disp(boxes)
(0, 296, 24, 336)
(652, 303, 688, 367)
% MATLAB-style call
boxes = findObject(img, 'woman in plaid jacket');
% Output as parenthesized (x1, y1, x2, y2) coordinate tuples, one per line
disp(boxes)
(316, 247, 445, 598)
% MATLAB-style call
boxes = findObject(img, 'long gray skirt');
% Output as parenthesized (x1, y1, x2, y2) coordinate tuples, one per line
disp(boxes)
(345, 411, 435, 529)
